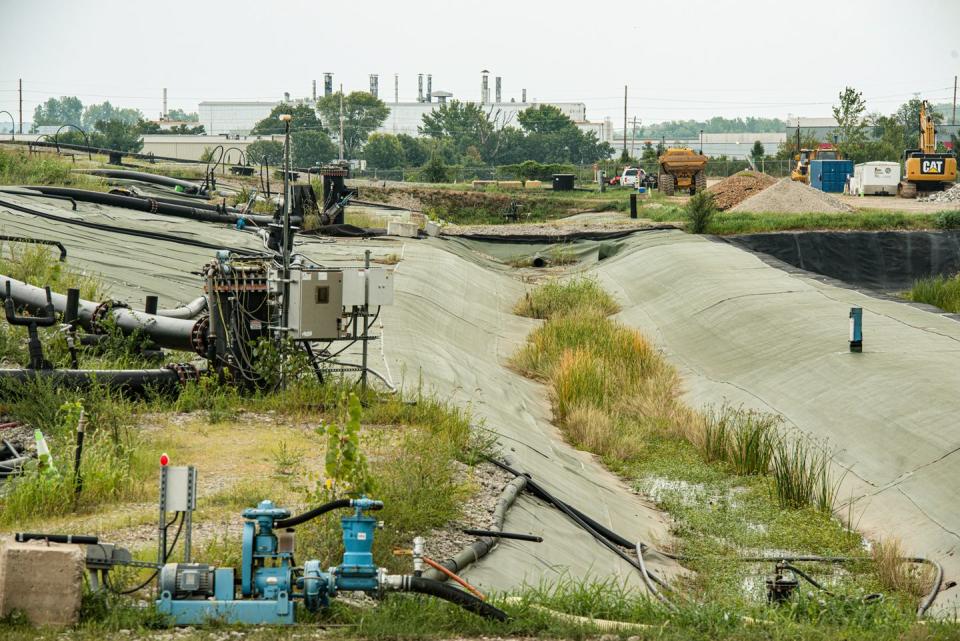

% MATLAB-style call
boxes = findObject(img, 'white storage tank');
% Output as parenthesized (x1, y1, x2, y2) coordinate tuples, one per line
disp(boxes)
(850, 161, 901, 196)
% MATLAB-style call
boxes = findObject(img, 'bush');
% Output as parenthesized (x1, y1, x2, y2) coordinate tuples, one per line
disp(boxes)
(685, 191, 716, 234)
(417, 156, 452, 183)
(513, 277, 619, 320)
(247, 140, 284, 166)
(934, 210, 960, 230)
(497, 161, 577, 182)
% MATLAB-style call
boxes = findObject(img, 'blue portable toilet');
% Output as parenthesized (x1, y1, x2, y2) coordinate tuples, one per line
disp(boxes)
(809, 159, 854, 193)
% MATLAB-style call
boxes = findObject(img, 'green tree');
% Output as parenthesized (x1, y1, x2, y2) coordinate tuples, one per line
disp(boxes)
(895, 98, 943, 149)
(364, 133, 405, 168)
(317, 92, 389, 160)
(418, 155, 451, 183)
(247, 140, 284, 166)
(831, 86, 868, 159)
(90, 119, 143, 152)
(750, 140, 765, 163)
(517, 105, 611, 164)
(251, 104, 323, 135)
(31, 96, 83, 130)
(397, 133, 428, 166)
(641, 141, 657, 162)
(166, 108, 199, 122)
(82, 102, 142, 129)
(291, 130, 337, 167)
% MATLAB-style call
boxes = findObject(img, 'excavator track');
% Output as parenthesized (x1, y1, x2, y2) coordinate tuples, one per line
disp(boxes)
(898, 180, 917, 199)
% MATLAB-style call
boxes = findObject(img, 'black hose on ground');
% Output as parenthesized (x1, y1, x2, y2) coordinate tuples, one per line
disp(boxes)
(400, 576, 508, 621)
(274, 499, 352, 529)
(84, 169, 205, 195)
(0, 198, 265, 256)
(18, 186, 276, 226)
(461, 529, 542, 543)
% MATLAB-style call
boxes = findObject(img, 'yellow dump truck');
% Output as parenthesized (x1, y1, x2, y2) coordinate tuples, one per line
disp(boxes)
(658, 148, 708, 196)
(899, 100, 958, 198)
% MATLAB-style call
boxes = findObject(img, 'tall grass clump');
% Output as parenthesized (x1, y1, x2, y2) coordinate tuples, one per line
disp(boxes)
(695, 404, 780, 476)
(871, 538, 935, 598)
(771, 437, 842, 513)
(908, 274, 960, 313)
(0, 148, 74, 186)
(513, 277, 619, 320)
(0, 240, 104, 300)
(684, 191, 716, 234)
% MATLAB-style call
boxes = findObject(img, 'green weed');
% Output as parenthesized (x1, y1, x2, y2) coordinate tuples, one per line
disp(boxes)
(909, 274, 960, 312)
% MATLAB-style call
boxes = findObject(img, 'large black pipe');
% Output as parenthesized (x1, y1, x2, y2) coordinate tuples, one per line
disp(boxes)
(19, 187, 276, 226)
(15, 533, 99, 545)
(400, 576, 508, 621)
(274, 499, 353, 529)
(0, 367, 186, 393)
(156, 296, 207, 320)
(84, 169, 205, 194)
(0, 274, 204, 354)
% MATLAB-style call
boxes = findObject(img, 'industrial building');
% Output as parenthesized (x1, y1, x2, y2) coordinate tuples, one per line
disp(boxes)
(198, 71, 615, 144)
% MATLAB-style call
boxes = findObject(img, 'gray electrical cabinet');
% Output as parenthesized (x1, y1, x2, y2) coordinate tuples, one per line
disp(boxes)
(287, 268, 344, 339)
(342, 268, 395, 307)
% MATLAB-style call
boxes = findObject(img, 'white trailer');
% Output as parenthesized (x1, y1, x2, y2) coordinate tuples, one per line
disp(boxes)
(849, 161, 901, 196)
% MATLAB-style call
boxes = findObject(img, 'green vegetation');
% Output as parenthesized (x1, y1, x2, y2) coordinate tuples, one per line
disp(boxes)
(316, 91, 390, 159)
(908, 274, 960, 312)
(685, 191, 717, 234)
(513, 276, 619, 320)
(0, 147, 104, 189)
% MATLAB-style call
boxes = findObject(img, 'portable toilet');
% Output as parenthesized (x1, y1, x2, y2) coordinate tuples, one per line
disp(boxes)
(810, 159, 854, 193)
(851, 161, 900, 196)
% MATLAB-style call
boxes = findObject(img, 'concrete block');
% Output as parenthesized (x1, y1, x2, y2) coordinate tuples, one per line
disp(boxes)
(424, 221, 441, 237)
(524, 180, 543, 189)
(497, 180, 523, 190)
(0, 536, 85, 626)
(472, 180, 497, 189)
(387, 220, 418, 238)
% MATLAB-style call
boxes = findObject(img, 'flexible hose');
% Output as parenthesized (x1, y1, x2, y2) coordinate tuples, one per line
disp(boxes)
(156, 296, 207, 320)
(422, 556, 486, 600)
(84, 169, 204, 194)
(0, 367, 187, 393)
(274, 499, 351, 529)
(400, 576, 507, 621)
(15, 533, 98, 544)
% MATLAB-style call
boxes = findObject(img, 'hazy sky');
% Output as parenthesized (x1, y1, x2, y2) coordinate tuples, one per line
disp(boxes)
(3, 0, 959, 126)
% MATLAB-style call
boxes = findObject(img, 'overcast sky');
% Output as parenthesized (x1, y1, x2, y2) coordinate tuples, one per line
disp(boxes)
(3, 0, 959, 127)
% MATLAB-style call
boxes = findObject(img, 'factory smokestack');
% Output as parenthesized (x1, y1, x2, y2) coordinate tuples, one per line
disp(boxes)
(369, 74, 379, 98)
(427, 74, 432, 103)
(324, 73, 333, 97)
(418, 74, 424, 103)
(162, 87, 167, 120)
(394, 73, 399, 103)
(481, 70, 489, 104)
(522, 88, 527, 103)
(312, 79, 316, 101)
(495, 76, 501, 103)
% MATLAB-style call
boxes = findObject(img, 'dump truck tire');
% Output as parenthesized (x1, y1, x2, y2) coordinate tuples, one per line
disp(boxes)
(694, 171, 706, 195)
(659, 173, 674, 196)
(898, 181, 917, 199)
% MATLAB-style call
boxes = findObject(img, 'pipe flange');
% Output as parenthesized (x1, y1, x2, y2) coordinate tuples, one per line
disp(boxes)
(146, 198, 159, 214)
(90, 300, 129, 334)
(190, 315, 209, 356)
(164, 362, 199, 385)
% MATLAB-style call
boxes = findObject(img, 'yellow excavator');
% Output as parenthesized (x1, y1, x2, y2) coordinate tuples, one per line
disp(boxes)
(898, 100, 957, 198)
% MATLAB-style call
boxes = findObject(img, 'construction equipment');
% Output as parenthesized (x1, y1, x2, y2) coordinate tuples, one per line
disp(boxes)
(898, 100, 958, 198)
(657, 148, 708, 196)
(791, 144, 840, 184)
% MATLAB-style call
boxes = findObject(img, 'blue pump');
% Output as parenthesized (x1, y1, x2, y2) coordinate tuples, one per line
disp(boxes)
(157, 497, 384, 625)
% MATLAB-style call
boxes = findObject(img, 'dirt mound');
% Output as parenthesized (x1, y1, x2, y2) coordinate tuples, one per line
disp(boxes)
(707, 171, 777, 210)
(731, 177, 854, 214)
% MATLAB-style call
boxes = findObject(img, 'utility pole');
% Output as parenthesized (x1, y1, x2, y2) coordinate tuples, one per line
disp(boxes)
(623, 85, 628, 159)
(630, 116, 637, 158)
(338, 84, 345, 161)
(18, 78, 23, 134)
(278, 113, 293, 387)
(953, 75, 957, 126)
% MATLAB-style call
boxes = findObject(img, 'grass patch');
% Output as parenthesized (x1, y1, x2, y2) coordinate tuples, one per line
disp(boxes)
(908, 274, 960, 312)
(0, 147, 106, 189)
(513, 276, 619, 319)
(705, 209, 938, 235)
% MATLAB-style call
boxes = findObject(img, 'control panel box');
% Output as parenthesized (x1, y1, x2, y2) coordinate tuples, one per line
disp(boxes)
(342, 268, 394, 307)
(287, 269, 343, 339)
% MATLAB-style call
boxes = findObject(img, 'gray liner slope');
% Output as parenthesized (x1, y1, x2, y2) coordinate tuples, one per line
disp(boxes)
(592, 230, 960, 614)
(0, 193, 681, 592)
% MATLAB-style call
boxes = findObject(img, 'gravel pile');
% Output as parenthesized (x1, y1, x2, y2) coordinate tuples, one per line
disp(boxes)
(919, 183, 960, 204)
(731, 177, 854, 213)
(707, 171, 777, 210)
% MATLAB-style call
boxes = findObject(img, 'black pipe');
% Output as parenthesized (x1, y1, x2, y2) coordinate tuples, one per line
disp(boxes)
(144, 295, 158, 316)
(461, 529, 542, 543)
(73, 410, 85, 497)
(85, 169, 205, 194)
(64, 288, 80, 325)
(156, 296, 207, 320)
(0, 234, 67, 261)
(274, 499, 352, 529)
(630, 193, 638, 219)
(400, 576, 507, 621)
(15, 533, 99, 545)
(0, 198, 264, 257)
(21, 186, 277, 226)
(0, 367, 187, 393)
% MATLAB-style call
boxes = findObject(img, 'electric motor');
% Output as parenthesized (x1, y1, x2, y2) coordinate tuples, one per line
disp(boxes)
(159, 563, 216, 599)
